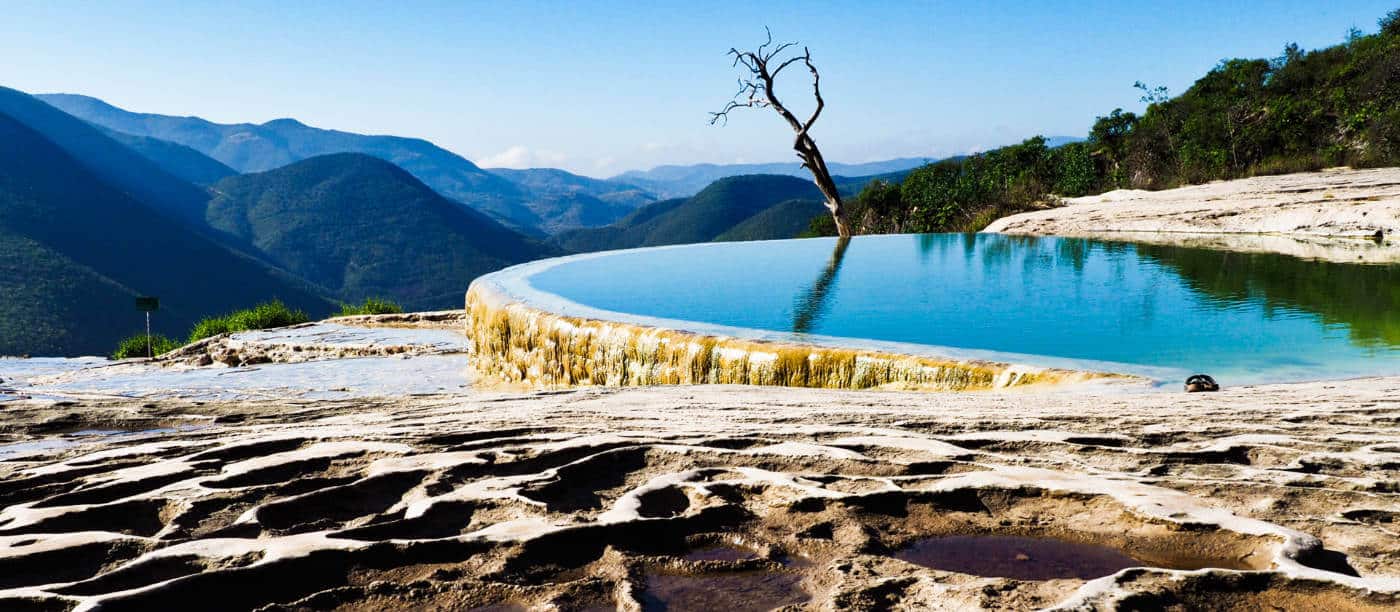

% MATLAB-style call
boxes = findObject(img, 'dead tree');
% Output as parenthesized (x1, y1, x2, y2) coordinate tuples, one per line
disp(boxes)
(711, 29, 852, 237)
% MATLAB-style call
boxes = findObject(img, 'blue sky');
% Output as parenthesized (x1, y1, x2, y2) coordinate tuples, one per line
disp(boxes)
(2, 1, 1394, 177)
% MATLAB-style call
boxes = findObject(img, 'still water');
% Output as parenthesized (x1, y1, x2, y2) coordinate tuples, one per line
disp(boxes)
(526, 234, 1400, 384)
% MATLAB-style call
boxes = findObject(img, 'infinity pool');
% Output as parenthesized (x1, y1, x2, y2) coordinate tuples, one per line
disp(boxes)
(523, 234, 1400, 385)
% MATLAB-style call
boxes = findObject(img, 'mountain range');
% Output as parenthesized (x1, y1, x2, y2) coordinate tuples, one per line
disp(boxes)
(207, 154, 554, 309)
(4, 87, 951, 356)
(0, 87, 332, 356)
(36, 93, 977, 227)
(36, 94, 655, 235)
(606, 137, 1080, 198)
(609, 158, 935, 198)
(551, 174, 824, 252)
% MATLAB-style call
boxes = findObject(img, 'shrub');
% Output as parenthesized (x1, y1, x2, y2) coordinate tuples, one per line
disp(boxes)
(843, 10, 1400, 234)
(1051, 141, 1098, 196)
(111, 333, 181, 360)
(335, 297, 404, 317)
(188, 300, 309, 343)
(1381, 9, 1400, 36)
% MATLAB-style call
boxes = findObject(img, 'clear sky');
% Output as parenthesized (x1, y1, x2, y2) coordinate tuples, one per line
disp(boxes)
(2, 1, 1394, 177)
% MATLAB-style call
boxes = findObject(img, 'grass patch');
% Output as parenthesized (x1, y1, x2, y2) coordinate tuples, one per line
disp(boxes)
(334, 297, 404, 317)
(187, 300, 309, 344)
(111, 333, 181, 360)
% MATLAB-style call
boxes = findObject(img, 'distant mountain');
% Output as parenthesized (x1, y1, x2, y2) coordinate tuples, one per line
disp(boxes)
(610, 157, 936, 198)
(551, 174, 822, 252)
(713, 199, 828, 242)
(98, 126, 237, 185)
(207, 154, 556, 309)
(37, 94, 656, 235)
(487, 167, 653, 206)
(2, 88, 213, 225)
(612, 141, 1081, 199)
(37, 93, 538, 229)
(0, 107, 332, 357)
(485, 167, 656, 234)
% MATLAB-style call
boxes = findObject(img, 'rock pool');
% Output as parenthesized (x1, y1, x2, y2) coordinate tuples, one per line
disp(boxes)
(515, 234, 1400, 385)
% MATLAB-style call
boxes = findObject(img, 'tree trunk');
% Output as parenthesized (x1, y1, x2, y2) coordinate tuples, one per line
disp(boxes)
(798, 135, 851, 237)
(712, 34, 851, 237)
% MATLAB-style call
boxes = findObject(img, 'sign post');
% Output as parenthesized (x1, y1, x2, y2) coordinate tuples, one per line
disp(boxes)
(135, 297, 160, 358)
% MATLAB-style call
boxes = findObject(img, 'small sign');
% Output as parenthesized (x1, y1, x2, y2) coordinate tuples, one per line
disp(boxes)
(135, 296, 160, 312)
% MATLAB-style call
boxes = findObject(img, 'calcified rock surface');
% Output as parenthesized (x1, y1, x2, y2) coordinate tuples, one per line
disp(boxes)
(1, 373, 1398, 610)
(984, 167, 1400, 262)
(162, 318, 469, 368)
(466, 283, 1120, 392)
(0, 323, 472, 403)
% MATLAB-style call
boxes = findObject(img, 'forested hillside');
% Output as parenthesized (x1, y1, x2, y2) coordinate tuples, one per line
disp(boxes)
(207, 154, 556, 309)
(98, 127, 237, 186)
(812, 16, 1400, 235)
(0, 111, 331, 356)
(551, 175, 822, 252)
(38, 94, 653, 234)
(0, 87, 213, 225)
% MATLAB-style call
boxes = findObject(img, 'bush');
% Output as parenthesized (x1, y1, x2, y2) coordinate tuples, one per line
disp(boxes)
(187, 300, 309, 343)
(843, 11, 1400, 234)
(111, 333, 181, 360)
(334, 297, 404, 317)
(1381, 9, 1400, 36)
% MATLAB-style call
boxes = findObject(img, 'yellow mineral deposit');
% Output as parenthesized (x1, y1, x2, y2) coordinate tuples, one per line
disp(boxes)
(466, 282, 1124, 392)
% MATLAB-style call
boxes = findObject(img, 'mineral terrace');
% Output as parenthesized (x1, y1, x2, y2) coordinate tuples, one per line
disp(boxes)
(1, 321, 1398, 611)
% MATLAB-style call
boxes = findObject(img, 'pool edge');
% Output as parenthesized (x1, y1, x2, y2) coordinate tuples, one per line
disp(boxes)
(465, 274, 1136, 392)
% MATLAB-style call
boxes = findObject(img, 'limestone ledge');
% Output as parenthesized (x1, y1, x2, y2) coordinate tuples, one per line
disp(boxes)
(465, 281, 1126, 392)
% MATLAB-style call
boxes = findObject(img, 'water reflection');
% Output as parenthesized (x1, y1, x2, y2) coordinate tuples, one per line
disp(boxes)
(1134, 243, 1400, 348)
(528, 232, 1400, 382)
(792, 237, 851, 334)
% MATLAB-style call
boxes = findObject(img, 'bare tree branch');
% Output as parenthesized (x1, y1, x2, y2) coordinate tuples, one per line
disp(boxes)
(711, 30, 851, 237)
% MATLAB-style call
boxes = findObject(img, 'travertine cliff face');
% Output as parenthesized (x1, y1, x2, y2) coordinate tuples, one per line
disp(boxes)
(465, 282, 1118, 392)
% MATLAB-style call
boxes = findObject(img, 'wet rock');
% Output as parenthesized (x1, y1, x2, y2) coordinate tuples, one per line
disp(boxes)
(1185, 374, 1219, 393)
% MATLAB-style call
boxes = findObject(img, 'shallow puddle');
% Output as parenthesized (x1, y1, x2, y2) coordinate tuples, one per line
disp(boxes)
(681, 544, 760, 563)
(0, 426, 204, 460)
(895, 535, 1143, 580)
(0, 438, 79, 459)
(642, 570, 808, 611)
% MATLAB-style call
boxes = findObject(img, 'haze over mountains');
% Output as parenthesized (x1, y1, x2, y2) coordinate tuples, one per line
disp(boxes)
(38, 94, 653, 235)
(610, 136, 1082, 198)
(3, 87, 959, 356)
(611, 159, 933, 198)
(37, 93, 976, 225)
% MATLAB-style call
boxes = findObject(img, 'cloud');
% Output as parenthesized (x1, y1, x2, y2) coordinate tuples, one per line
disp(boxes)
(476, 145, 569, 169)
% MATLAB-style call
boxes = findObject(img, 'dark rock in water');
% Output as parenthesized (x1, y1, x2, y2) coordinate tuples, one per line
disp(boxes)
(1185, 374, 1219, 393)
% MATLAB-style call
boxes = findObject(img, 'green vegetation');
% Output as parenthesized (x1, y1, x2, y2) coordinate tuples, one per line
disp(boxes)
(1136, 242, 1400, 348)
(811, 16, 1400, 235)
(38, 94, 655, 235)
(104, 300, 315, 357)
(335, 297, 404, 316)
(715, 199, 828, 242)
(0, 229, 135, 357)
(0, 91, 333, 357)
(111, 333, 181, 360)
(187, 300, 310, 344)
(206, 153, 554, 310)
(552, 175, 823, 251)
(98, 126, 237, 186)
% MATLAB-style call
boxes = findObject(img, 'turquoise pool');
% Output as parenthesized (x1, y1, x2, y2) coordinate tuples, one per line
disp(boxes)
(523, 234, 1400, 385)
